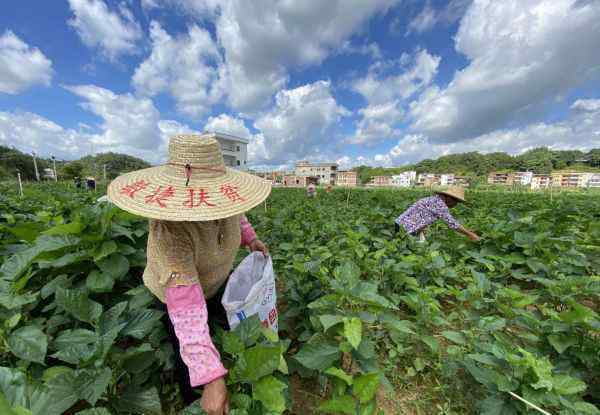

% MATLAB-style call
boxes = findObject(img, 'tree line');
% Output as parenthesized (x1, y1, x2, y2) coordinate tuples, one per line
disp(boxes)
(353, 147, 600, 184)
(0, 146, 150, 181)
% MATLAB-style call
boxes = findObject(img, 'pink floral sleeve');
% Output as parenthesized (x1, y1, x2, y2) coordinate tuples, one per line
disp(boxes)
(166, 283, 228, 386)
(240, 215, 257, 247)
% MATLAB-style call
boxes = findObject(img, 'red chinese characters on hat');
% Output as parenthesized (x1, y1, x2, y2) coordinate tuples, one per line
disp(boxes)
(120, 180, 149, 198)
(184, 188, 216, 208)
(220, 184, 245, 203)
(145, 185, 175, 208)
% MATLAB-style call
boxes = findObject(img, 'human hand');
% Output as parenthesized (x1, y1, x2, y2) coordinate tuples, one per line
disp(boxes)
(468, 232, 481, 242)
(200, 377, 229, 415)
(249, 239, 269, 257)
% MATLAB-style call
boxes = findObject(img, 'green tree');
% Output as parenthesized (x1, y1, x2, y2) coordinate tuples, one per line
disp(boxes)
(61, 161, 84, 179)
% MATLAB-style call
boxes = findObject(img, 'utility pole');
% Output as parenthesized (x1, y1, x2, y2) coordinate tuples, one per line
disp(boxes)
(52, 155, 58, 181)
(17, 170, 23, 197)
(32, 151, 40, 181)
(103, 164, 107, 182)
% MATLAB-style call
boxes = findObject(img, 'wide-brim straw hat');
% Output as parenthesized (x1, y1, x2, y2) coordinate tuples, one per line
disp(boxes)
(107, 134, 271, 221)
(435, 186, 466, 203)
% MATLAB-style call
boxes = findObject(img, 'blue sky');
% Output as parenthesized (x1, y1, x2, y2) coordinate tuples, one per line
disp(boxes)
(1, 0, 599, 169)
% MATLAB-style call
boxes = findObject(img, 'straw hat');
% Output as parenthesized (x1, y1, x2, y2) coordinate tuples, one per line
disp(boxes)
(435, 186, 466, 203)
(107, 134, 271, 221)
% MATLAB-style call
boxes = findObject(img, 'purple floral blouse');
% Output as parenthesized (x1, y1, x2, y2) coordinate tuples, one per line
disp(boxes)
(395, 195, 461, 235)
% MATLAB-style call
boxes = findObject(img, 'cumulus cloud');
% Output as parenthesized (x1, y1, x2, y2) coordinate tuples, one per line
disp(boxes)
(67, 0, 143, 61)
(391, 101, 600, 165)
(133, 21, 223, 118)
(0, 31, 52, 94)
(64, 84, 193, 162)
(349, 49, 440, 144)
(253, 80, 350, 163)
(0, 111, 85, 160)
(215, 0, 399, 112)
(406, 0, 472, 35)
(409, 0, 600, 142)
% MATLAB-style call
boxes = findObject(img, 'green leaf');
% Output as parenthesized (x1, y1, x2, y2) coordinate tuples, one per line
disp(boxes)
(233, 345, 280, 382)
(51, 329, 97, 365)
(559, 303, 597, 324)
(85, 270, 114, 293)
(121, 309, 164, 339)
(75, 409, 112, 415)
(222, 331, 245, 356)
(55, 287, 103, 324)
(319, 315, 345, 331)
(466, 353, 498, 367)
(343, 317, 362, 349)
(318, 395, 356, 414)
(37, 251, 88, 269)
(234, 314, 263, 345)
(8, 325, 47, 363)
(121, 344, 157, 374)
(112, 386, 162, 414)
(572, 401, 600, 415)
(478, 395, 517, 415)
(420, 336, 439, 353)
(547, 334, 577, 354)
(353, 373, 379, 404)
(552, 374, 587, 395)
(252, 375, 287, 412)
(96, 254, 129, 280)
(41, 366, 73, 382)
(380, 315, 415, 335)
(93, 241, 118, 262)
(325, 367, 353, 386)
(75, 368, 112, 405)
(294, 335, 341, 370)
(0, 367, 27, 408)
(42, 222, 84, 236)
(441, 330, 467, 346)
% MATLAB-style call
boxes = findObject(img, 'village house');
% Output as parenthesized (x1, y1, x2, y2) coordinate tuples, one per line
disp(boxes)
(391, 171, 417, 187)
(295, 161, 338, 185)
(336, 171, 358, 187)
(369, 176, 391, 187)
(205, 131, 248, 170)
(530, 174, 553, 189)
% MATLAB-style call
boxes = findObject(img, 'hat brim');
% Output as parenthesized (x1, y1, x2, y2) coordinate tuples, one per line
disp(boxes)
(107, 165, 271, 221)
(435, 190, 466, 203)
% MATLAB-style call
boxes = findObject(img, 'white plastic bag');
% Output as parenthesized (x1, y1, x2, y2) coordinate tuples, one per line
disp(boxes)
(222, 252, 278, 332)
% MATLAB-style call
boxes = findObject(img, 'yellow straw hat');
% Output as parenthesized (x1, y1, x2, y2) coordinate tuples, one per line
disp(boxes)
(107, 134, 271, 221)
(435, 186, 466, 203)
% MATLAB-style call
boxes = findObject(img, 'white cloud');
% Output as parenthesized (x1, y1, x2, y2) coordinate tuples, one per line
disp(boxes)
(407, 3, 437, 34)
(64, 84, 193, 163)
(406, 0, 472, 35)
(141, 0, 222, 16)
(390, 101, 600, 165)
(409, 0, 600, 142)
(0, 111, 85, 160)
(0, 31, 52, 94)
(204, 113, 251, 138)
(253, 80, 349, 163)
(353, 49, 441, 105)
(349, 49, 440, 144)
(337, 40, 382, 60)
(67, 0, 143, 61)
(215, 0, 399, 112)
(133, 21, 223, 118)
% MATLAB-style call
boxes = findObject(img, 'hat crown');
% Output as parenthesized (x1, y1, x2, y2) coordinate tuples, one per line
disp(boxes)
(167, 134, 226, 178)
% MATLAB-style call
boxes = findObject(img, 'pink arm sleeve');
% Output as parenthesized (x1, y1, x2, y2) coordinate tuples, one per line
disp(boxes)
(166, 283, 228, 387)
(240, 215, 257, 247)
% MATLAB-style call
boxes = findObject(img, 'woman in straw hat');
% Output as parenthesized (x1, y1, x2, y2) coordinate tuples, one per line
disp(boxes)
(394, 186, 481, 242)
(108, 135, 271, 415)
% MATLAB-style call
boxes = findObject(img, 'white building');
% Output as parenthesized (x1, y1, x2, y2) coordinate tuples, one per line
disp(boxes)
(440, 174, 455, 186)
(43, 168, 55, 180)
(588, 173, 600, 188)
(205, 132, 248, 170)
(295, 161, 338, 185)
(515, 171, 534, 185)
(391, 171, 417, 187)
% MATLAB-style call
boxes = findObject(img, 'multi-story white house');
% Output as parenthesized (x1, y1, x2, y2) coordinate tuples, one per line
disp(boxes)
(514, 171, 534, 185)
(588, 173, 600, 188)
(391, 171, 417, 187)
(204, 132, 249, 170)
(295, 161, 338, 185)
(440, 174, 455, 186)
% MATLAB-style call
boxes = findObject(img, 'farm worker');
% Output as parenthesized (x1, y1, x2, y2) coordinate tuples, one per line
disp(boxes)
(394, 186, 480, 242)
(307, 182, 317, 198)
(107, 135, 271, 415)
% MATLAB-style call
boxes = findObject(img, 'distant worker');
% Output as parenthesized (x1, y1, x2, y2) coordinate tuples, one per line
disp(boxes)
(325, 184, 333, 193)
(86, 177, 96, 191)
(74, 177, 82, 189)
(307, 182, 317, 198)
(394, 186, 480, 242)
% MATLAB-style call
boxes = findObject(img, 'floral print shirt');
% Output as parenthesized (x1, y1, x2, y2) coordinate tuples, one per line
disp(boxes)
(395, 195, 461, 235)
